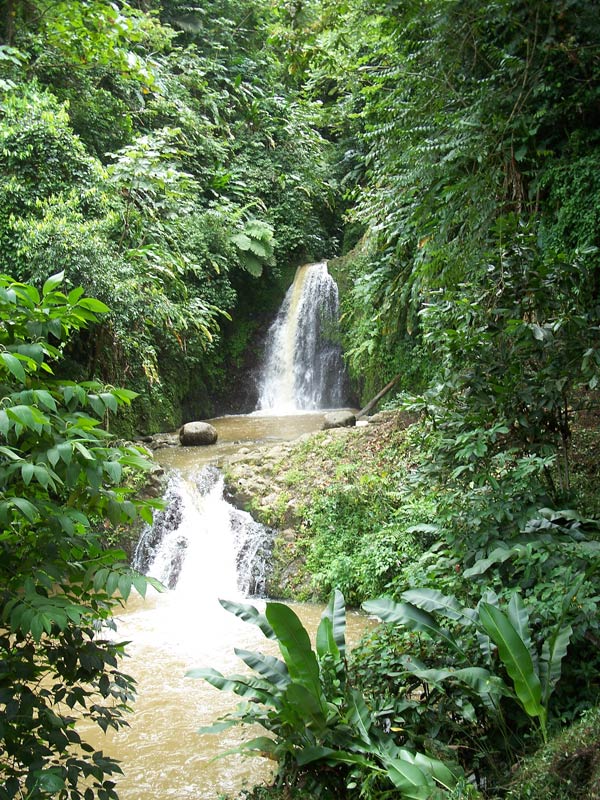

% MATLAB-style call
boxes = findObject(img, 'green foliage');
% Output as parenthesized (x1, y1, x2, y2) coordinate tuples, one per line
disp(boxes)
(189, 591, 462, 799)
(299, 0, 600, 419)
(303, 477, 428, 606)
(22, 1, 171, 86)
(0, 86, 100, 268)
(0, 0, 344, 430)
(360, 588, 578, 790)
(0, 273, 162, 798)
(408, 219, 599, 496)
(230, 218, 276, 277)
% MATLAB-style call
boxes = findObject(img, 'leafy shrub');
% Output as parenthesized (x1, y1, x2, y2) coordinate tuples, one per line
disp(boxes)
(356, 586, 594, 793)
(0, 273, 161, 799)
(301, 465, 437, 606)
(190, 591, 462, 799)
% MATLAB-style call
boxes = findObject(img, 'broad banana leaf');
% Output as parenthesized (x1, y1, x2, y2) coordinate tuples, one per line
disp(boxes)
(186, 666, 279, 706)
(363, 597, 464, 656)
(399, 659, 506, 709)
(478, 602, 545, 724)
(347, 688, 374, 746)
(381, 754, 441, 800)
(322, 588, 347, 657)
(196, 719, 238, 735)
(219, 598, 276, 640)
(507, 592, 536, 668)
(538, 578, 581, 705)
(539, 622, 573, 707)
(194, 735, 278, 761)
(463, 545, 524, 578)
(401, 588, 474, 625)
(396, 748, 461, 791)
(296, 746, 375, 769)
(316, 616, 339, 663)
(265, 602, 325, 708)
(239, 736, 279, 759)
(282, 682, 327, 732)
(234, 648, 290, 690)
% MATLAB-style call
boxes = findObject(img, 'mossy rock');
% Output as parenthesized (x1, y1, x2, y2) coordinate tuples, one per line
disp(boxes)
(507, 708, 600, 799)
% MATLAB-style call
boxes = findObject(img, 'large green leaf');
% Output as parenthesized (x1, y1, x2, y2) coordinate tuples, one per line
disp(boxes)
(42, 271, 65, 296)
(282, 683, 327, 733)
(238, 252, 263, 277)
(234, 648, 289, 690)
(296, 746, 375, 769)
(401, 588, 473, 624)
(478, 602, 544, 723)
(7, 404, 50, 431)
(33, 769, 65, 794)
(380, 755, 438, 800)
(463, 546, 522, 578)
(320, 588, 346, 658)
(230, 232, 253, 251)
(363, 597, 464, 656)
(239, 737, 279, 757)
(539, 623, 573, 707)
(1, 352, 26, 383)
(395, 748, 460, 791)
(315, 616, 339, 663)
(265, 603, 324, 707)
(186, 667, 278, 706)
(400, 659, 508, 711)
(507, 592, 536, 666)
(219, 598, 276, 640)
(538, 580, 581, 706)
(452, 667, 509, 709)
(196, 720, 239, 735)
(246, 237, 270, 258)
(347, 688, 375, 746)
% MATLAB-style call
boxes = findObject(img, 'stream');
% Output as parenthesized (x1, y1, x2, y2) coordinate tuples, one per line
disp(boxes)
(83, 263, 363, 798)
(84, 413, 367, 800)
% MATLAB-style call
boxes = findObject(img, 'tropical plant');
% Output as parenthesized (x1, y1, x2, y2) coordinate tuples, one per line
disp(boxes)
(0, 272, 162, 799)
(230, 218, 276, 278)
(361, 587, 578, 789)
(188, 590, 462, 799)
(0, 0, 346, 432)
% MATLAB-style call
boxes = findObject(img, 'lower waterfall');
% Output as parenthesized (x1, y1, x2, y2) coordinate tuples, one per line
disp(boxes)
(85, 415, 371, 800)
(133, 465, 273, 598)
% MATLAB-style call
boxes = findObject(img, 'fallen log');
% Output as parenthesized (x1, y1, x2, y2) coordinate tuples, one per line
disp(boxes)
(356, 373, 402, 419)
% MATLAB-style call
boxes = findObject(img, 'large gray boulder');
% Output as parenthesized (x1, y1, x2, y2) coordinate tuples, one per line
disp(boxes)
(179, 421, 218, 446)
(322, 411, 356, 430)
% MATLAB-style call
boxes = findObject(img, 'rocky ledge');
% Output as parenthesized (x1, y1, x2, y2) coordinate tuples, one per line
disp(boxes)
(222, 410, 413, 599)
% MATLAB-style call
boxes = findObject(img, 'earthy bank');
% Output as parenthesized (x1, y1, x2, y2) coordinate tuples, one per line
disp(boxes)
(222, 410, 417, 603)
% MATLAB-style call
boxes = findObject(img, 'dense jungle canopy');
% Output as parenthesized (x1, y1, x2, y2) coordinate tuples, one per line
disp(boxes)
(1, 1, 600, 799)
(1, 0, 599, 432)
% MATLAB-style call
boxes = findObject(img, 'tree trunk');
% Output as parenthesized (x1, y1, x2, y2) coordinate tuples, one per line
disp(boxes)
(2, 0, 16, 45)
(356, 373, 402, 419)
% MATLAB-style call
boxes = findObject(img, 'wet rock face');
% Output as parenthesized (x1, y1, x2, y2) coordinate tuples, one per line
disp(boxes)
(230, 508, 274, 597)
(133, 486, 184, 577)
(139, 432, 179, 451)
(179, 421, 218, 446)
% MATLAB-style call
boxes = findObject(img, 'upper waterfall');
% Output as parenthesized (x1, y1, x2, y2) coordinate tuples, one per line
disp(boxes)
(256, 261, 347, 412)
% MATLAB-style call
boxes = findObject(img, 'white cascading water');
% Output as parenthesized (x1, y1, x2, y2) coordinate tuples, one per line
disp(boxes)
(99, 273, 356, 798)
(133, 466, 273, 599)
(102, 464, 278, 800)
(256, 261, 347, 412)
